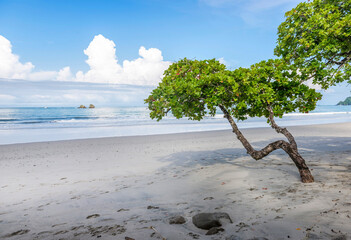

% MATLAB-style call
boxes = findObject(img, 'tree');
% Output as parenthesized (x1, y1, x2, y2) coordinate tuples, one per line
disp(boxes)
(275, 0, 351, 89)
(146, 58, 321, 183)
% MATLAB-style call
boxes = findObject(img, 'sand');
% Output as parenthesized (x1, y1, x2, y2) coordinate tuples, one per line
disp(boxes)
(0, 122, 350, 239)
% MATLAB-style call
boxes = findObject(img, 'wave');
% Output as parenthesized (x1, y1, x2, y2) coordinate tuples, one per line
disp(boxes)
(286, 111, 350, 116)
(0, 118, 18, 122)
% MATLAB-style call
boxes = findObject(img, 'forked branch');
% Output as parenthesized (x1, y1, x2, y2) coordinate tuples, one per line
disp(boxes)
(219, 105, 290, 160)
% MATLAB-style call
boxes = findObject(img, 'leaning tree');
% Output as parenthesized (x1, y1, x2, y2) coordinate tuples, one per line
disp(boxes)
(146, 58, 322, 183)
(275, 0, 351, 89)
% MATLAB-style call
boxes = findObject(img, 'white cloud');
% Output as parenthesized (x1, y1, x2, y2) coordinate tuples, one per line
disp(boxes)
(0, 34, 171, 86)
(0, 94, 16, 101)
(0, 35, 34, 79)
(0, 35, 69, 81)
(56, 67, 73, 81)
(28, 71, 58, 81)
(218, 57, 227, 65)
(75, 34, 171, 85)
(304, 79, 322, 90)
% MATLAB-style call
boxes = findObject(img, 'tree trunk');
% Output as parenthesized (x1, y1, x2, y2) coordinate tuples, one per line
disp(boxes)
(219, 105, 314, 183)
(282, 145, 314, 183)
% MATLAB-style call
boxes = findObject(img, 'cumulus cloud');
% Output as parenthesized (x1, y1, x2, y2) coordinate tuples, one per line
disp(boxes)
(0, 34, 170, 86)
(0, 35, 34, 79)
(74, 34, 171, 85)
(0, 35, 69, 81)
(57, 67, 73, 81)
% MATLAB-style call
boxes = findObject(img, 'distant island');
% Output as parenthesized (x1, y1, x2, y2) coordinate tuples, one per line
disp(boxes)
(337, 97, 351, 105)
(78, 104, 95, 109)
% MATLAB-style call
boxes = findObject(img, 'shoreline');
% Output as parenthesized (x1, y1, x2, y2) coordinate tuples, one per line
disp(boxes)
(1, 121, 351, 146)
(1, 122, 350, 239)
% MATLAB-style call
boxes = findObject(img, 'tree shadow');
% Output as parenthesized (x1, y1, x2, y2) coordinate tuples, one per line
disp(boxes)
(158, 136, 351, 179)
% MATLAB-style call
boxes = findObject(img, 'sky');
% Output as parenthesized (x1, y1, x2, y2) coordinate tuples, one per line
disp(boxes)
(0, 0, 350, 107)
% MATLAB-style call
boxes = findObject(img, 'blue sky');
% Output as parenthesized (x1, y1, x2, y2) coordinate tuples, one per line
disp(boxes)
(0, 0, 349, 106)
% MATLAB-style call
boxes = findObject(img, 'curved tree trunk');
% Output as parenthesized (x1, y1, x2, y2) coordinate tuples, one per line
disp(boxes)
(219, 105, 314, 183)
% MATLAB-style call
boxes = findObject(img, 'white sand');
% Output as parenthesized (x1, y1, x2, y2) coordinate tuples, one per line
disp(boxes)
(0, 123, 351, 239)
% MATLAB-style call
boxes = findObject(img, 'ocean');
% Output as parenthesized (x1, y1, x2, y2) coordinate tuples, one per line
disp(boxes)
(0, 105, 351, 145)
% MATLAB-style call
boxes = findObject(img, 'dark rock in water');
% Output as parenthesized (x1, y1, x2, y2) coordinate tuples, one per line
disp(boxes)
(192, 212, 232, 230)
(249, 238, 269, 240)
(147, 205, 159, 209)
(206, 227, 224, 235)
(169, 216, 186, 224)
(125, 237, 135, 240)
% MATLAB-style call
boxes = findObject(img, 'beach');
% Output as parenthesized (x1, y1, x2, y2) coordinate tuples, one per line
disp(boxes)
(0, 122, 351, 239)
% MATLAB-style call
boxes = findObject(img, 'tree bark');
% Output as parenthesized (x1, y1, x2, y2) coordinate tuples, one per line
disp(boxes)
(219, 105, 314, 183)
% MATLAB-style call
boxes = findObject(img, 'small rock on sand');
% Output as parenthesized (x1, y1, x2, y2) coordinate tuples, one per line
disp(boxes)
(147, 205, 159, 210)
(125, 237, 135, 240)
(226, 237, 268, 240)
(169, 216, 186, 224)
(206, 227, 224, 235)
(192, 212, 232, 230)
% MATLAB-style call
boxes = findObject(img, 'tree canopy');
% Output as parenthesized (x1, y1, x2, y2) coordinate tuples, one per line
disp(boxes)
(145, 58, 321, 122)
(145, 58, 318, 183)
(275, 0, 351, 89)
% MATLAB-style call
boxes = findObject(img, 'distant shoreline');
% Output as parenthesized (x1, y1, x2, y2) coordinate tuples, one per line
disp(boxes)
(1, 105, 351, 145)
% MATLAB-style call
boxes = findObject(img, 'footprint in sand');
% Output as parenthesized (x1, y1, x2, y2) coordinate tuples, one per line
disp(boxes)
(117, 208, 130, 212)
(4, 229, 30, 237)
(86, 214, 100, 219)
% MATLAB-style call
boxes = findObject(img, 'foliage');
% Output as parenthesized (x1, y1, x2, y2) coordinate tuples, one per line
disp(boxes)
(145, 58, 321, 122)
(275, 0, 351, 89)
(337, 96, 351, 105)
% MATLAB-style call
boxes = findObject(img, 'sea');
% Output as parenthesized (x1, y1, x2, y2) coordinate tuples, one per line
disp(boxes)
(0, 105, 351, 145)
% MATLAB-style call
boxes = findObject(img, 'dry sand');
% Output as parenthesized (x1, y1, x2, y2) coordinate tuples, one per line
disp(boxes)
(0, 122, 351, 240)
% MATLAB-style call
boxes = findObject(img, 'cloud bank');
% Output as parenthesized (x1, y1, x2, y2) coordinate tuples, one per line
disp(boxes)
(0, 79, 154, 107)
(0, 34, 171, 86)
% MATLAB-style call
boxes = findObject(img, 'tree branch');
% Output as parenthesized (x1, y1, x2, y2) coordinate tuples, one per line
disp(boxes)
(267, 105, 297, 149)
(219, 104, 290, 160)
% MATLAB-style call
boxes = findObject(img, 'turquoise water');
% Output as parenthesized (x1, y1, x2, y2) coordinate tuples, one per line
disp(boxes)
(0, 105, 351, 144)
